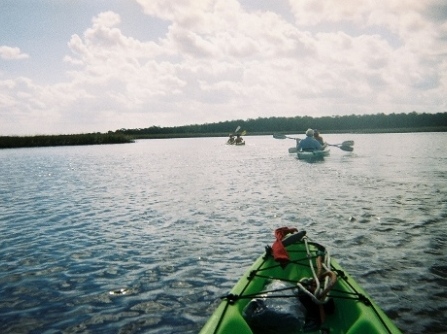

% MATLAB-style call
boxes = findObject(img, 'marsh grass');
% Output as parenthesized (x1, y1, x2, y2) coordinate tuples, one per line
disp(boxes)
(0, 133, 134, 149)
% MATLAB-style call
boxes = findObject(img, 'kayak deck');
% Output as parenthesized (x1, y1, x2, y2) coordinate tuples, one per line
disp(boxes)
(200, 231, 401, 334)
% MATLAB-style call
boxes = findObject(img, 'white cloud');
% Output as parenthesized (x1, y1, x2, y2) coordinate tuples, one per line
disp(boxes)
(289, 0, 370, 26)
(0, 0, 445, 135)
(0, 46, 29, 60)
(136, 0, 214, 23)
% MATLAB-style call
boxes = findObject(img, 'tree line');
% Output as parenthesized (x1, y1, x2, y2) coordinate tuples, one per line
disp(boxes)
(2, 111, 446, 148)
(116, 112, 447, 138)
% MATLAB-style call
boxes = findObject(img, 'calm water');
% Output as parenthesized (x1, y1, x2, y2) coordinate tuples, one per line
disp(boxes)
(1, 133, 446, 333)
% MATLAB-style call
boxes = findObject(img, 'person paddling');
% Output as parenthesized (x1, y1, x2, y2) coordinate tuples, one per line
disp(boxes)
(314, 129, 327, 148)
(297, 129, 322, 152)
(227, 135, 235, 144)
(235, 134, 244, 144)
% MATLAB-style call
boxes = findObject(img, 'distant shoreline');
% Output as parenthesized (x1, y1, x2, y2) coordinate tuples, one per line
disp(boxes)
(0, 133, 134, 149)
(130, 126, 447, 139)
(1, 126, 445, 149)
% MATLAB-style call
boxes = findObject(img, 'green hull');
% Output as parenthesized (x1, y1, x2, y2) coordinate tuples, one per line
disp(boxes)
(200, 232, 401, 334)
(297, 149, 330, 160)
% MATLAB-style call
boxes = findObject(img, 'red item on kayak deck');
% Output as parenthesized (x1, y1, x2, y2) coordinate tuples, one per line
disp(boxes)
(272, 227, 298, 266)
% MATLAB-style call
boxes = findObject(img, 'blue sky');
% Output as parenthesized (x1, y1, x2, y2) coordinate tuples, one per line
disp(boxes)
(1, 0, 446, 135)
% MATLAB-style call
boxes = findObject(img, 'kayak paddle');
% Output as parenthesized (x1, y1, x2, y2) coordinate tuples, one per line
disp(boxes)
(276, 134, 353, 152)
(327, 140, 354, 151)
(273, 133, 299, 140)
(339, 145, 354, 152)
(288, 147, 297, 153)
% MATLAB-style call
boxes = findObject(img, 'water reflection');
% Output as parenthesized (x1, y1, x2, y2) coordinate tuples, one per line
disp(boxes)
(0, 133, 446, 333)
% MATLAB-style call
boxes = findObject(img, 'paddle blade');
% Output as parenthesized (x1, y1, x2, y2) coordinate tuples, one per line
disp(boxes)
(273, 133, 287, 139)
(341, 140, 354, 146)
(240, 130, 247, 136)
(288, 147, 297, 153)
(235, 126, 241, 133)
(340, 145, 354, 152)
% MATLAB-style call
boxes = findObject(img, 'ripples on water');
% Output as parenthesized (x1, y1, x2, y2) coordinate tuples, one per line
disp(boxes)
(1, 133, 447, 333)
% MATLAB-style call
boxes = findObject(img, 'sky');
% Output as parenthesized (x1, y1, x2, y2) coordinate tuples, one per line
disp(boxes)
(1, 0, 446, 136)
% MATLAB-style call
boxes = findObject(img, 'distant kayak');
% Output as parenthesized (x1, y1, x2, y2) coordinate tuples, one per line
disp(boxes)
(227, 140, 245, 146)
(227, 129, 246, 146)
(200, 228, 401, 334)
(273, 134, 353, 155)
(297, 148, 330, 160)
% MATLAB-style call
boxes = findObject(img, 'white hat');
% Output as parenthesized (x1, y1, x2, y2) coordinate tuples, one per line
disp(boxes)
(306, 128, 314, 137)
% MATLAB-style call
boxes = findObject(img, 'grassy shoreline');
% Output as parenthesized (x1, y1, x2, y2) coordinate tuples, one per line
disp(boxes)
(0, 133, 134, 149)
(1, 126, 445, 149)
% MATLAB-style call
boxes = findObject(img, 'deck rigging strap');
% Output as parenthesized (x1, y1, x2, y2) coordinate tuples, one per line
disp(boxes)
(211, 254, 268, 334)
(330, 271, 395, 333)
